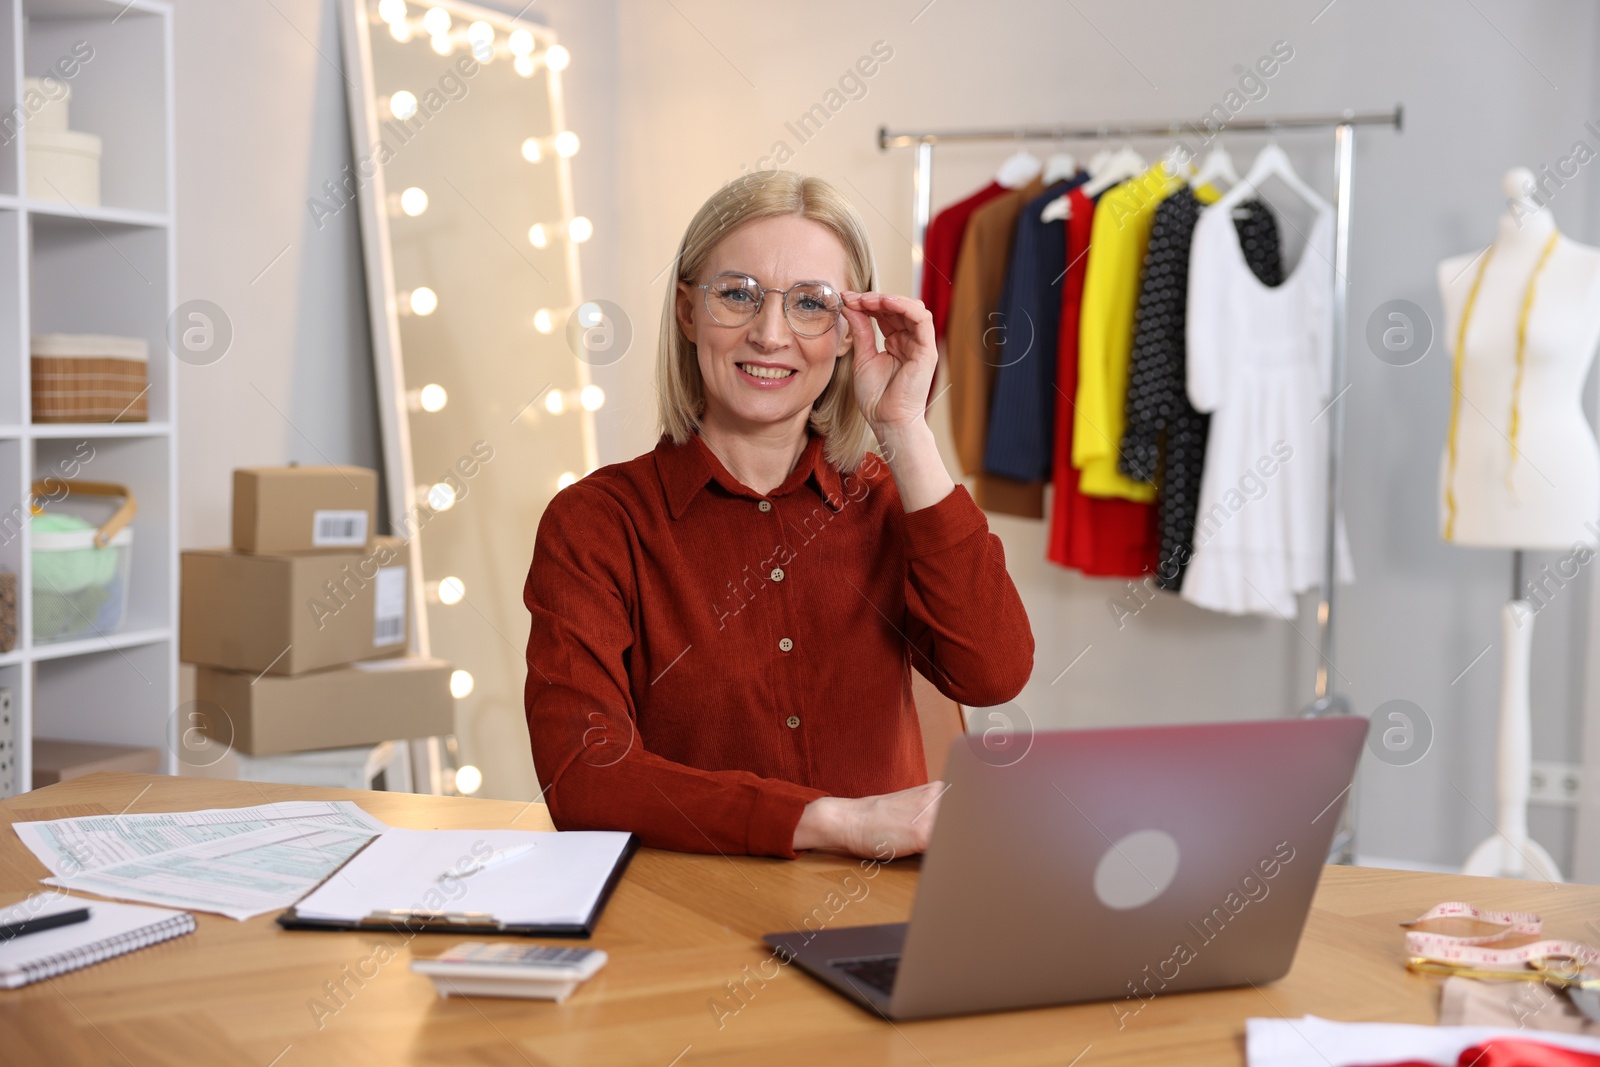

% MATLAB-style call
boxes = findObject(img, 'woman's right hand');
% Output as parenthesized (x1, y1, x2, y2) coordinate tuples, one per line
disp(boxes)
(792, 781, 946, 858)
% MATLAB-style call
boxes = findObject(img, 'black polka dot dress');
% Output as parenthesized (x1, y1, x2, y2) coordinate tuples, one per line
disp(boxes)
(1118, 188, 1283, 591)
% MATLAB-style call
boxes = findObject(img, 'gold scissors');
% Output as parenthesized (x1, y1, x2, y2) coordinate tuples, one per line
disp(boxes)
(1407, 954, 1600, 1021)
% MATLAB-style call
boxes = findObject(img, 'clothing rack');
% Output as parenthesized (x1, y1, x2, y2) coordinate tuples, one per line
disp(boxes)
(879, 106, 1403, 863)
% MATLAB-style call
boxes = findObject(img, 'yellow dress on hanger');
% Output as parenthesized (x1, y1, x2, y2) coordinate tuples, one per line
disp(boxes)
(1072, 163, 1186, 502)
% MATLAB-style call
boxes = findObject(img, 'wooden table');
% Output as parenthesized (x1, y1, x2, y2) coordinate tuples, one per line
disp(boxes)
(3, 774, 1597, 1066)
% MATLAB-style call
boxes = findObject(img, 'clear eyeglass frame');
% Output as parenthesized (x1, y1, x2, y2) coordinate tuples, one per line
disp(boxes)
(695, 272, 844, 338)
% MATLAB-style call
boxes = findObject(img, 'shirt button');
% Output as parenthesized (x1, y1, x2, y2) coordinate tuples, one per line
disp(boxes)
(758, 500, 772, 513)
(786, 715, 801, 729)
(769, 567, 785, 582)
(778, 637, 794, 653)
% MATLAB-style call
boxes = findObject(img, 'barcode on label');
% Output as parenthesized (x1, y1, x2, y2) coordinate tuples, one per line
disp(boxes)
(313, 509, 369, 548)
(374, 565, 406, 647)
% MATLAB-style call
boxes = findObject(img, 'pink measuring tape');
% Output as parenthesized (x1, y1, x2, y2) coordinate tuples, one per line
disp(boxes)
(1402, 901, 1600, 970)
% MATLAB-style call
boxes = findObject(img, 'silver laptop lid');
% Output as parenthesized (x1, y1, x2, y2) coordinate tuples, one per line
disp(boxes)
(890, 716, 1366, 1019)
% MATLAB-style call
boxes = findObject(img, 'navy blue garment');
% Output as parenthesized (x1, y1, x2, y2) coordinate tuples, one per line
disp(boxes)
(981, 175, 1088, 483)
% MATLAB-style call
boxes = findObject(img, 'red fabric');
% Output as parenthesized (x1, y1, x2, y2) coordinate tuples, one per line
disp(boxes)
(922, 180, 1007, 341)
(1046, 188, 1159, 577)
(523, 433, 1033, 859)
(1380, 1039, 1600, 1067)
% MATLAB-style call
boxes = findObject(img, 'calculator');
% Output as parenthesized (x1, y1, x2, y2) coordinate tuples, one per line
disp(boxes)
(411, 941, 609, 999)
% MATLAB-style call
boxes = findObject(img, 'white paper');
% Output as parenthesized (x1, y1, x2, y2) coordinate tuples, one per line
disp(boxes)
(373, 565, 406, 646)
(1246, 1015, 1600, 1067)
(41, 822, 378, 921)
(13, 800, 388, 878)
(312, 509, 368, 548)
(292, 828, 631, 927)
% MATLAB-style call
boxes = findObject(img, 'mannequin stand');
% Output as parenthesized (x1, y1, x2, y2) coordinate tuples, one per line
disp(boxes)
(1460, 552, 1564, 881)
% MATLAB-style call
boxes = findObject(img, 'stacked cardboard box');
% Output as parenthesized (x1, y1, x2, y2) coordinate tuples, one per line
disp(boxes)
(180, 466, 454, 757)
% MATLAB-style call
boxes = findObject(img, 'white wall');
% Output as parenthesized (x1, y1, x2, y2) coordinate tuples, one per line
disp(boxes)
(165, 0, 1600, 873)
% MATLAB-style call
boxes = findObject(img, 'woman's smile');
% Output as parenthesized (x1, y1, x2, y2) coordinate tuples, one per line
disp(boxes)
(736, 360, 800, 385)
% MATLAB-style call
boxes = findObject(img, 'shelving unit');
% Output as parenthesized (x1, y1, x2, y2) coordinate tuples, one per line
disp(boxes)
(0, 0, 176, 793)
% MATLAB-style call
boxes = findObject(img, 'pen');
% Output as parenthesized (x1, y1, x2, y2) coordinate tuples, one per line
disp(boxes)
(0, 907, 90, 942)
(437, 844, 538, 883)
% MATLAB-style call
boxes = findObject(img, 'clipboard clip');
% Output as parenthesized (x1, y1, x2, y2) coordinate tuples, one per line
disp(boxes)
(366, 909, 506, 930)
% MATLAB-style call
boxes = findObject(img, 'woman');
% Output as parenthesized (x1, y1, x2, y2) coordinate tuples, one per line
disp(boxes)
(523, 171, 1032, 860)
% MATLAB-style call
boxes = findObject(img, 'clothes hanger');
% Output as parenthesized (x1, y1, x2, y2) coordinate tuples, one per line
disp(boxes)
(1160, 143, 1192, 181)
(1042, 148, 1080, 185)
(995, 147, 1043, 189)
(1218, 141, 1329, 215)
(1086, 147, 1114, 176)
(1080, 143, 1146, 199)
(1190, 144, 1239, 191)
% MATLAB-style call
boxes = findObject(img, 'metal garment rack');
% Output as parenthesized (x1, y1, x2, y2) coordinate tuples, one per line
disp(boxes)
(879, 106, 1403, 862)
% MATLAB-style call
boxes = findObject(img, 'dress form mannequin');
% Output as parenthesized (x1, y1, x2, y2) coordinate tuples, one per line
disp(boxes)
(1436, 167, 1600, 882)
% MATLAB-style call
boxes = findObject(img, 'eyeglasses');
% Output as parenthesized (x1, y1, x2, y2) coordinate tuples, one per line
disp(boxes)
(695, 272, 844, 338)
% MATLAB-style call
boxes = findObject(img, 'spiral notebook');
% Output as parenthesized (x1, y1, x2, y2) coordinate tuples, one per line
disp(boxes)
(0, 895, 195, 989)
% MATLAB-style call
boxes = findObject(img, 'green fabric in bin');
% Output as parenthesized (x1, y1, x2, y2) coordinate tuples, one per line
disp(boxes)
(32, 513, 120, 593)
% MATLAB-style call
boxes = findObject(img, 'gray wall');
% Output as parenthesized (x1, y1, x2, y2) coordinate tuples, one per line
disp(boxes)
(169, 0, 1600, 872)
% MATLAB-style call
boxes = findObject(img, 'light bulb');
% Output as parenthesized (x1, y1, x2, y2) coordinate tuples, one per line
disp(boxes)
(553, 130, 580, 158)
(438, 575, 465, 605)
(450, 669, 475, 699)
(399, 186, 429, 216)
(557, 471, 579, 489)
(454, 764, 483, 794)
(408, 287, 438, 315)
(544, 390, 565, 415)
(580, 384, 605, 411)
(568, 216, 593, 243)
(527, 223, 548, 248)
(418, 382, 447, 412)
(430, 32, 451, 55)
(388, 19, 412, 41)
(545, 44, 570, 71)
(471, 41, 492, 62)
(508, 28, 534, 56)
(389, 90, 418, 120)
(466, 20, 493, 45)
(428, 481, 457, 510)
(422, 6, 450, 34)
(378, 0, 407, 22)
(520, 137, 542, 163)
(533, 308, 556, 334)
(513, 54, 535, 77)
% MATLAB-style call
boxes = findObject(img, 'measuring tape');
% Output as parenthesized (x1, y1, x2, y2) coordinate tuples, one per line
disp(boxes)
(1402, 901, 1600, 970)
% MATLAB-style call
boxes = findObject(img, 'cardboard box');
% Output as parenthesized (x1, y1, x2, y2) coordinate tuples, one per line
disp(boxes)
(33, 738, 163, 789)
(195, 658, 454, 756)
(232, 465, 377, 554)
(181, 537, 408, 676)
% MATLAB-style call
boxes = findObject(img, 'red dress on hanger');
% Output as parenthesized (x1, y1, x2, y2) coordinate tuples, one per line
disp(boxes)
(1046, 187, 1159, 577)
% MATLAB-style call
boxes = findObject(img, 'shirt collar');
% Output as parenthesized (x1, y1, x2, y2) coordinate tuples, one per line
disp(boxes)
(655, 432, 846, 520)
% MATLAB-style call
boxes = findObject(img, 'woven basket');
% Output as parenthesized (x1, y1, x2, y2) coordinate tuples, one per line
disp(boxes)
(31, 333, 149, 423)
(0, 570, 15, 654)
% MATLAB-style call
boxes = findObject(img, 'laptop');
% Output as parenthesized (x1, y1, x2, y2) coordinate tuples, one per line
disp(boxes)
(764, 715, 1366, 1020)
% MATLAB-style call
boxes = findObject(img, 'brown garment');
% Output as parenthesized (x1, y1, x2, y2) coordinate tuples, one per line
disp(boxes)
(944, 176, 1047, 518)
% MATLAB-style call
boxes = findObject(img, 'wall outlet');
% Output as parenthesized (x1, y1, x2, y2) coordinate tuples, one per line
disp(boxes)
(1529, 761, 1581, 807)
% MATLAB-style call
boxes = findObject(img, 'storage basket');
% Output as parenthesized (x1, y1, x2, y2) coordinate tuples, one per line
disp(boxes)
(31, 334, 149, 423)
(31, 481, 136, 644)
(0, 569, 15, 653)
(26, 126, 101, 207)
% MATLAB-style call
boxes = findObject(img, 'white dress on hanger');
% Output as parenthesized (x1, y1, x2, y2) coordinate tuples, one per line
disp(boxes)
(1182, 198, 1353, 618)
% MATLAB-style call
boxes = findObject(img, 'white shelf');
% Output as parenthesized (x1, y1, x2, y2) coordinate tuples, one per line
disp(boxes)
(24, 199, 169, 228)
(0, 0, 177, 794)
(28, 626, 171, 662)
(28, 420, 172, 438)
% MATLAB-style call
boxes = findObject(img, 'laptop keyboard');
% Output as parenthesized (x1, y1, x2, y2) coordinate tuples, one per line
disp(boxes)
(832, 954, 901, 996)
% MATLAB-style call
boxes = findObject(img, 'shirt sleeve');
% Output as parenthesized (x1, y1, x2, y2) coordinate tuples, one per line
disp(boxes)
(897, 485, 1034, 706)
(1185, 206, 1229, 414)
(524, 484, 827, 859)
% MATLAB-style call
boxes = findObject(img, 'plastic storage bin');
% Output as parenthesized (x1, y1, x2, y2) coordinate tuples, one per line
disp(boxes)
(31, 481, 136, 643)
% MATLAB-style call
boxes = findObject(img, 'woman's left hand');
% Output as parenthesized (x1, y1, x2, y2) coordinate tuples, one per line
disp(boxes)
(842, 291, 936, 434)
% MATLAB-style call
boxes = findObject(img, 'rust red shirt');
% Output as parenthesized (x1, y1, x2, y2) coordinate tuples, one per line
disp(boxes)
(523, 432, 1033, 858)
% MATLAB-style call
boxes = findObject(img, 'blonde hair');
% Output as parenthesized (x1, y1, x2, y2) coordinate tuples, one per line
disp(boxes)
(657, 171, 877, 472)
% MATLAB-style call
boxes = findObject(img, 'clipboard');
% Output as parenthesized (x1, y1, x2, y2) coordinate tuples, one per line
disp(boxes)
(276, 831, 638, 939)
